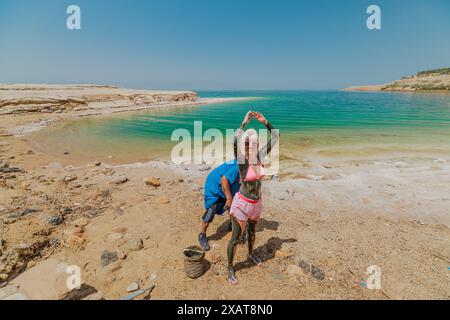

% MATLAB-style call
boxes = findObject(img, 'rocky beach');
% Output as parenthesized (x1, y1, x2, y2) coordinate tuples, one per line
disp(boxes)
(0, 84, 449, 300)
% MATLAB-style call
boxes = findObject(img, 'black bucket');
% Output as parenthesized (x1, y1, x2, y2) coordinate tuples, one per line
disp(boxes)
(183, 245, 206, 279)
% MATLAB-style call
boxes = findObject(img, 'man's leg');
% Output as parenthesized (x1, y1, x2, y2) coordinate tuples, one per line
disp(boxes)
(198, 204, 217, 251)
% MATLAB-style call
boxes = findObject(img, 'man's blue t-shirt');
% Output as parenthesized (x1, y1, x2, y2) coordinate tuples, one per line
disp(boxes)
(204, 160, 240, 211)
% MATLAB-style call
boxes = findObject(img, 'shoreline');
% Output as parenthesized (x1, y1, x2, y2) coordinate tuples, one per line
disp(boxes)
(1, 96, 259, 137)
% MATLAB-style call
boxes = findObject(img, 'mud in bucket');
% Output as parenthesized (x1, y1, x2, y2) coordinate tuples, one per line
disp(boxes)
(183, 245, 206, 279)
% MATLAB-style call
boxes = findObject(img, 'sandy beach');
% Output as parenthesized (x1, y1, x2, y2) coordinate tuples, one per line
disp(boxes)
(0, 85, 449, 300)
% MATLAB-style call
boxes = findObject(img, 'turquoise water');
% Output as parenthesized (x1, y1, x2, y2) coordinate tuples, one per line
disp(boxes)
(32, 91, 450, 163)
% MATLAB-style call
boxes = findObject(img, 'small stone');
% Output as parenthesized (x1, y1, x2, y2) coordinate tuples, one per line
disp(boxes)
(0, 273, 8, 281)
(118, 252, 127, 260)
(311, 265, 325, 281)
(63, 175, 77, 182)
(126, 282, 140, 293)
(26, 260, 37, 269)
(15, 243, 34, 257)
(26, 150, 34, 155)
(198, 164, 211, 172)
(101, 250, 118, 267)
(47, 215, 64, 226)
(323, 163, 332, 169)
(94, 161, 102, 166)
(154, 196, 170, 205)
(127, 238, 144, 252)
(111, 176, 128, 185)
(275, 248, 293, 259)
(71, 217, 89, 227)
(59, 207, 73, 215)
(145, 177, 161, 187)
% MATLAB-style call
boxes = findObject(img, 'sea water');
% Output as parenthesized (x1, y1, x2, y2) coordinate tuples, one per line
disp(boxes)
(30, 91, 450, 165)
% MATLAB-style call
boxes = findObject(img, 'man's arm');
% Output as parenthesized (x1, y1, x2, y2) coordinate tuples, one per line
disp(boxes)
(221, 176, 233, 210)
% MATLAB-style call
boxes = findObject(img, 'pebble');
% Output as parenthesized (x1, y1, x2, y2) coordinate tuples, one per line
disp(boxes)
(275, 248, 293, 259)
(145, 177, 161, 187)
(71, 217, 89, 227)
(100, 250, 118, 267)
(63, 175, 77, 182)
(126, 282, 140, 293)
(47, 215, 64, 226)
(94, 161, 102, 166)
(111, 176, 128, 185)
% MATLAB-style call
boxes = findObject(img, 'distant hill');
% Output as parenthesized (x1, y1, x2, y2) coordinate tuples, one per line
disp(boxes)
(344, 68, 450, 92)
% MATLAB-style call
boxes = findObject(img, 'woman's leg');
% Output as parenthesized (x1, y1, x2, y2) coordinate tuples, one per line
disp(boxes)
(227, 216, 246, 284)
(247, 219, 262, 266)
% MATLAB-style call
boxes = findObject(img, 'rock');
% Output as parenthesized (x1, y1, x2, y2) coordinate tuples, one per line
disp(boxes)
(101, 168, 115, 175)
(60, 207, 73, 215)
(299, 259, 311, 273)
(100, 250, 118, 267)
(9, 208, 36, 219)
(275, 248, 293, 259)
(145, 177, 161, 187)
(94, 161, 102, 166)
(63, 175, 77, 182)
(323, 163, 333, 169)
(154, 196, 170, 205)
(15, 243, 35, 258)
(47, 215, 64, 226)
(198, 164, 211, 172)
(111, 176, 128, 185)
(118, 252, 127, 260)
(26, 150, 34, 155)
(311, 265, 325, 281)
(71, 217, 89, 227)
(127, 238, 144, 252)
(93, 189, 110, 201)
(0, 273, 8, 281)
(63, 228, 85, 247)
(126, 282, 140, 293)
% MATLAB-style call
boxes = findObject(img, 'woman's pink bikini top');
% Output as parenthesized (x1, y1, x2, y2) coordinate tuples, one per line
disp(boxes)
(244, 164, 266, 182)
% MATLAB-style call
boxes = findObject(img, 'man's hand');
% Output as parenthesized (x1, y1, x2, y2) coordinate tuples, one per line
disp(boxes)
(224, 198, 232, 211)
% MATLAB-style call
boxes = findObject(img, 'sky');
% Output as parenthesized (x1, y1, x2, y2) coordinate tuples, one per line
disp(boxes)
(0, 0, 449, 90)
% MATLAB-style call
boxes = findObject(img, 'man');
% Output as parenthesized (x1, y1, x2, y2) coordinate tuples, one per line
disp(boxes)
(199, 159, 240, 251)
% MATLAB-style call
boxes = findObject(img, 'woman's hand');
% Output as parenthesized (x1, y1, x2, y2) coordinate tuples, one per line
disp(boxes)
(242, 110, 253, 127)
(253, 112, 268, 126)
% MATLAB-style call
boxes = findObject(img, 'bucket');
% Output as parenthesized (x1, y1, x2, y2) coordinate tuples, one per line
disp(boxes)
(183, 245, 206, 279)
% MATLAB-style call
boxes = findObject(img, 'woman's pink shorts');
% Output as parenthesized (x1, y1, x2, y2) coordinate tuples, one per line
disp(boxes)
(230, 192, 262, 222)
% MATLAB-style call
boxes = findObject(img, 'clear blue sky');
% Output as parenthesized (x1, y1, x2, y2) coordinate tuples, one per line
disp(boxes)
(1, 0, 449, 90)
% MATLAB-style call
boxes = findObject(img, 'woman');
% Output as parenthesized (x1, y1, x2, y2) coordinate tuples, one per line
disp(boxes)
(227, 110, 279, 285)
